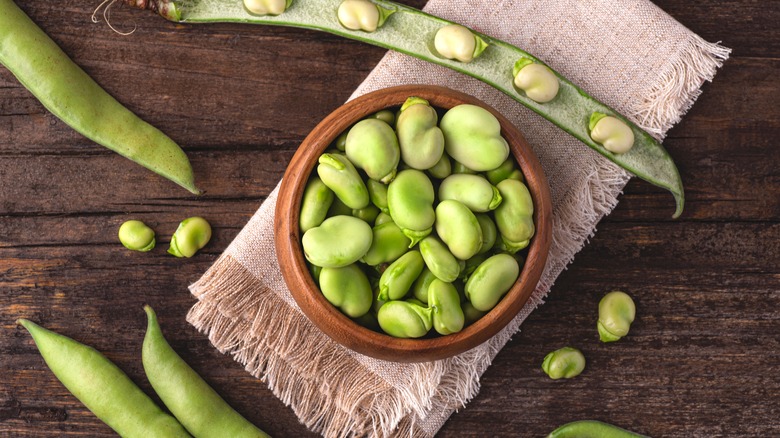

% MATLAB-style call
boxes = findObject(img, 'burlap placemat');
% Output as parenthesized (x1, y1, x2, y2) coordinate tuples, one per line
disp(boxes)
(187, 0, 729, 436)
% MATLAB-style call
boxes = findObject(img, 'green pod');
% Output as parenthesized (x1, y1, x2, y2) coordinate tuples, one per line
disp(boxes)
(345, 118, 400, 183)
(362, 221, 412, 266)
(485, 157, 516, 185)
(374, 211, 394, 226)
(452, 160, 477, 174)
(597, 291, 636, 343)
(377, 250, 425, 301)
(419, 235, 460, 283)
(168, 217, 212, 258)
(434, 200, 483, 260)
(441, 104, 509, 172)
(17, 319, 191, 438)
(541, 346, 586, 380)
(411, 267, 438, 304)
(387, 169, 435, 246)
(427, 153, 452, 179)
(142, 307, 269, 438)
(352, 312, 381, 332)
(302, 215, 372, 268)
(352, 204, 380, 223)
(494, 178, 535, 253)
(462, 301, 487, 326)
(367, 179, 390, 213)
(547, 420, 648, 438)
(299, 176, 335, 233)
(465, 253, 519, 311)
(396, 97, 445, 170)
(428, 279, 465, 335)
(377, 300, 433, 338)
(438, 174, 502, 212)
(118, 220, 156, 252)
(475, 213, 497, 254)
(327, 196, 353, 217)
(317, 153, 369, 209)
(319, 264, 373, 318)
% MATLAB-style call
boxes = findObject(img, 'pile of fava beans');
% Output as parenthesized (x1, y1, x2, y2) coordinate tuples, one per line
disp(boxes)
(300, 97, 534, 339)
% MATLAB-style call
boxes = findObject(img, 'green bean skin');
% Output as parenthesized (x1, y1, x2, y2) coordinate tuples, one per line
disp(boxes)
(0, 0, 199, 194)
(16, 319, 191, 438)
(547, 420, 648, 438)
(143, 306, 271, 438)
(133, 0, 684, 216)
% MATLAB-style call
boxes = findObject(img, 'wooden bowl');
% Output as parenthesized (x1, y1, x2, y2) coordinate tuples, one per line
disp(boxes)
(275, 85, 552, 362)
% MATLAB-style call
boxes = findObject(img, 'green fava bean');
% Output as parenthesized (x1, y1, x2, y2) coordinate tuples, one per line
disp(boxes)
(302, 215, 372, 268)
(547, 420, 649, 438)
(327, 196, 353, 217)
(317, 153, 369, 209)
(308, 263, 322, 283)
(387, 169, 435, 246)
(118, 220, 156, 252)
(299, 176, 335, 233)
(542, 346, 586, 379)
(143, 307, 269, 438)
(428, 279, 465, 335)
(345, 118, 400, 183)
(367, 179, 389, 213)
(377, 300, 433, 338)
(168, 217, 211, 258)
(372, 287, 387, 314)
(419, 235, 460, 283)
(319, 264, 373, 317)
(462, 301, 487, 326)
(352, 204, 380, 223)
(465, 253, 519, 311)
(435, 200, 483, 260)
(598, 291, 636, 343)
(460, 251, 489, 281)
(411, 267, 437, 304)
(370, 109, 395, 125)
(334, 131, 348, 151)
(17, 319, 191, 438)
(396, 97, 445, 170)
(452, 160, 477, 174)
(485, 157, 516, 185)
(475, 213, 497, 254)
(494, 179, 535, 253)
(439, 174, 502, 212)
(362, 221, 411, 266)
(427, 153, 452, 179)
(440, 104, 509, 172)
(374, 211, 393, 226)
(378, 250, 424, 301)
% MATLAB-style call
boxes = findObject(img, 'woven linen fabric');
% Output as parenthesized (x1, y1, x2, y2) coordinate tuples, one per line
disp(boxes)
(187, 0, 729, 436)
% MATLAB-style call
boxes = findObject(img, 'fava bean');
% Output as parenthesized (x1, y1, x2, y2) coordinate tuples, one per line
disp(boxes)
(387, 169, 435, 245)
(334, 131, 348, 151)
(597, 291, 636, 343)
(345, 118, 400, 183)
(428, 279, 465, 335)
(433, 24, 488, 63)
(327, 196, 353, 217)
(374, 211, 394, 226)
(485, 158, 517, 186)
(299, 176, 335, 233)
(452, 160, 476, 175)
(370, 109, 395, 125)
(440, 104, 509, 171)
(317, 153, 369, 209)
(361, 221, 411, 266)
(353, 312, 381, 331)
(462, 301, 487, 326)
(427, 153, 452, 179)
(547, 420, 648, 438)
(494, 178, 535, 253)
(378, 250, 424, 301)
(410, 267, 437, 304)
(541, 346, 586, 379)
(17, 319, 191, 438)
(302, 215, 372, 268)
(243, 0, 291, 16)
(319, 264, 373, 317)
(438, 174, 502, 212)
(118, 220, 156, 252)
(512, 58, 560, 103)
(465, 253, 519, 311)
(367, 179, 389, 213)
(352, 204, 380, 223)
(377, 300, 433, 338)
(396, 97, 445, 170)
(337, 0, 395, 32)
(142, 306, 269, 437)
(308, 263, 322, 283)
(474, 213, 497, 254)
(460, 251, 489, 281)
(419, 235, 460, 283)
(168, 217, 212, 258)
(589, 113, 635, 154)
(435, 200, 483, 260)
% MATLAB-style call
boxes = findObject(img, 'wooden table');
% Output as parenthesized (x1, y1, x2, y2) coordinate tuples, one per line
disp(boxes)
(1, 1, 777, 436)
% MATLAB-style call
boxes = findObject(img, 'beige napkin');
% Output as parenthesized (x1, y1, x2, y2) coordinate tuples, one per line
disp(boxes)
(187, 0, 729, 436)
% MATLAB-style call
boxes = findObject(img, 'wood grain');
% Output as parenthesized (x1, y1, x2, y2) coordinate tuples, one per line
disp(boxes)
(1, 0, 778, 437)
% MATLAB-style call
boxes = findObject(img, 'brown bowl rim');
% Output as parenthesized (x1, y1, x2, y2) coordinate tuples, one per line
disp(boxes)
(274, 84, 552, 363)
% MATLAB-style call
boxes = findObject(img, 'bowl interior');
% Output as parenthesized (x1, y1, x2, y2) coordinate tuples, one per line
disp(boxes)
(274, 85, 552, 362)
